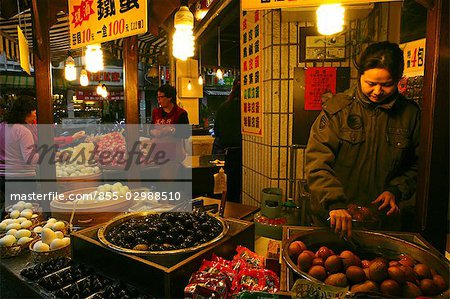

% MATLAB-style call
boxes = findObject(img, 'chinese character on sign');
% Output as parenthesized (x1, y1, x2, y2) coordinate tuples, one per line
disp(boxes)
(102, 25, 107, 37)
(119, 0, 139, 13)
(71, 0, 95, 27)
(417, 47, 424, 67)
(98, 0, 116, 20)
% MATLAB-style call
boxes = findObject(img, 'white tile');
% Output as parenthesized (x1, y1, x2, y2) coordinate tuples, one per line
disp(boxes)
(273, 46, 281, 78)
(272, 80, 280, 113)
(271, 114, 280, 146)
(281, 45, 289, 79)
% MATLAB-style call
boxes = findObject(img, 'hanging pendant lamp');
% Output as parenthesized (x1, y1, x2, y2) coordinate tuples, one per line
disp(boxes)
(216, 26, 223, 79)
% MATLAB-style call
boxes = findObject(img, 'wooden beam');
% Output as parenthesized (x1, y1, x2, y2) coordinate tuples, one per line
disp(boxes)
(32, 0, 53, 125)
(123, 36, 140, 186)
(416, 0, 449, 252)
(124, 36, 139, 124)
(31, 0, 56, 212)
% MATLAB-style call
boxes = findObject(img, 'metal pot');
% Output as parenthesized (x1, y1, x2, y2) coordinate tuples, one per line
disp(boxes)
(98, 211, 229, 256)
(283, 228, 450, 290)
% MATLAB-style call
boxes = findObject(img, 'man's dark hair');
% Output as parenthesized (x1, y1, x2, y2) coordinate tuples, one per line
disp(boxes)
(3, 95, 37, 124)
(157, 84, 177, 103)
(357, 41, 404, 81)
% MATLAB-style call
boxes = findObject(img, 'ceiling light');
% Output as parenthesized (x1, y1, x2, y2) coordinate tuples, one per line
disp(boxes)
(101, 85, 108, 98)
(85, 44, 104, 73)
(64, 55, 76, 81)
(80, 69, 89, 86)
(173, 2, 195, 61)
(96, 82, 103, 95)
(216, 26, 222, 79)
(317, 4, 345, 36)
(216, 68, 223, 80)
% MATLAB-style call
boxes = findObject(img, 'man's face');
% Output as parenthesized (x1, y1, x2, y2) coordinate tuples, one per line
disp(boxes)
(157, 92, 172, 108)
(360, 68, 398, 103)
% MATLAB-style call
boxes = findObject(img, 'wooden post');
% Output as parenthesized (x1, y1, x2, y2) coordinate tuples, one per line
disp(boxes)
(416, 0, 449, 252)
(123, 36, 140, 186)
(31, 0, 56, 213)
(124, 36, 139, 125)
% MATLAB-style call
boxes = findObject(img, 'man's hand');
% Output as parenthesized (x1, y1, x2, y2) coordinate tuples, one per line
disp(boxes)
(372, 191, 399, 216)
(329, 209, 352, 238)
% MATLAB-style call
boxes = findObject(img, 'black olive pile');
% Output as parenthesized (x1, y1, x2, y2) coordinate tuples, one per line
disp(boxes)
(20, 257, 154, 298)
(54, 274, 110, 298)
(38, 264, 93, 291)
(21, 257, 72, 281)
(91, 282, 151, 299)
(106, 212, 224, 251)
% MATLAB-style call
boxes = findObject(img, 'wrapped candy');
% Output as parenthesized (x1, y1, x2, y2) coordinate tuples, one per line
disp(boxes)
(232, 268, 279, 294)
(233, 246, 265, 269)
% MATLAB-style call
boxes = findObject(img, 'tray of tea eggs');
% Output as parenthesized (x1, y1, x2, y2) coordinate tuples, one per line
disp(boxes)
(20, 257, 154, 298)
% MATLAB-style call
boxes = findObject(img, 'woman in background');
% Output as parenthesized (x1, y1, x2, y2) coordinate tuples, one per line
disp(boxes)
(0, 96, 39, 213)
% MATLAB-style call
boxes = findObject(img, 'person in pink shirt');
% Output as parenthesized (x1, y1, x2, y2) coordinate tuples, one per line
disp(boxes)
(0, 96, 39, 212)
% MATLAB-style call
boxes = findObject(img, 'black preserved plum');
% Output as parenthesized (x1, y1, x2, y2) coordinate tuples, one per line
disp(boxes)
(106, 212, 223, 251)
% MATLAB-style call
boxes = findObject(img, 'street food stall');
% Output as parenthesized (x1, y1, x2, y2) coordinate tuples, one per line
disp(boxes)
(0, 0, 448, 298)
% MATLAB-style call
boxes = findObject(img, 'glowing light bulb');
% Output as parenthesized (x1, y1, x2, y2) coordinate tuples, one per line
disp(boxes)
(96, 83, 103, 95)
(85, 44, 104, 73)
(216, 68, 223, 79)
(173, 6, 195, 60)
(64, 56, 76, 81)
(316, 4, 345, 36)
(198, 75, 203, 85)
(187, 81, 192, 90)
(80, 69, 89, 86)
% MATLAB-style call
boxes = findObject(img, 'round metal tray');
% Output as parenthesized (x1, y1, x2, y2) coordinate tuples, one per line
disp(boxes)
(97, 211, 229, 256)
(283, 228, 450, 290)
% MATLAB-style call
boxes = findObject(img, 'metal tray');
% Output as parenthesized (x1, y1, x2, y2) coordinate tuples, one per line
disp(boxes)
(97, 211, 229, 256)
(282, 228, 450, 293)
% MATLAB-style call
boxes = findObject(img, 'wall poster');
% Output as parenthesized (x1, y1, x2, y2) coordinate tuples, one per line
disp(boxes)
(241, 9, 263, 136)
(304, 67, 337, 111)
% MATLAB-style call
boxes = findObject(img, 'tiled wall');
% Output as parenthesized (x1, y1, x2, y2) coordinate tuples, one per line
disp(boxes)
(241, 8, 377, 207)
(240, 5, 399, 207)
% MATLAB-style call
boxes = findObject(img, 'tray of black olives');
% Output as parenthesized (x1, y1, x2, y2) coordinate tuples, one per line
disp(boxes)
(37, 264, 93, 292)
(20, 257, 155, 298)
(87, 282, 151, 299)
(52, 274, 111, 298)
(20, 257, 73, 282)
(97, 211, 229, 256)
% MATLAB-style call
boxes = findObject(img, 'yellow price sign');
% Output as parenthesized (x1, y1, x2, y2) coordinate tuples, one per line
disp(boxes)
(69, 0, 147, 49)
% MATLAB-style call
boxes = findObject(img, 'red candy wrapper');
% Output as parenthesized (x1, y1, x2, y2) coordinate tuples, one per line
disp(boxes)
(185, 271, 229, 298)
(232, 268, 279, 294)
(233, 246, 265, 269)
